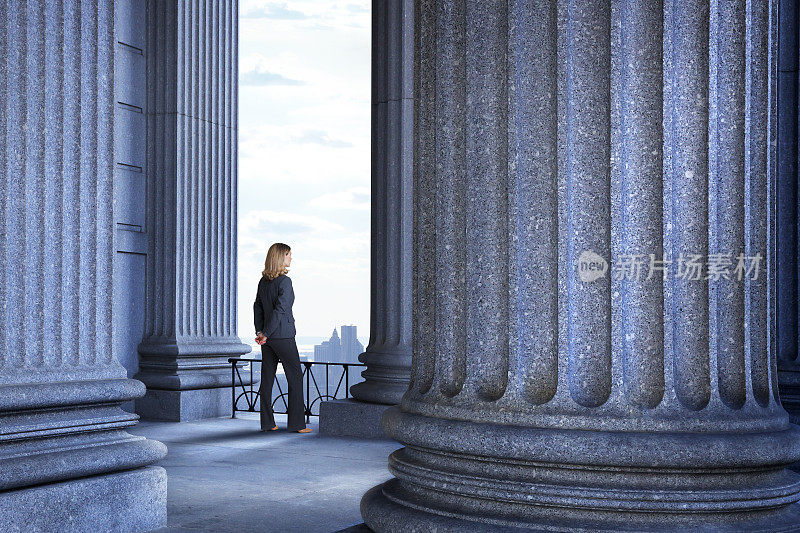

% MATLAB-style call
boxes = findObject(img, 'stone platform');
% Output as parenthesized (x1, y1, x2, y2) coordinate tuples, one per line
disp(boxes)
(136, 387, 235, 422)
(0, 466, 166, 533)
(319, 399, 395, 440)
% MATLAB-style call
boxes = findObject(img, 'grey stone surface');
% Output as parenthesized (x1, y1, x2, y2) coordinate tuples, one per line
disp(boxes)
(134, 0, 251, 421)
(319, 399, 395, 439)
(348, 0, 414, 407)
(128, 414, 399, 533)
(362, 0, 800, 531)
(334, 525, 372, 533)
(0, 466, 167, 533)
(0, 1, 167, 530)
(136, 385, 235, 422)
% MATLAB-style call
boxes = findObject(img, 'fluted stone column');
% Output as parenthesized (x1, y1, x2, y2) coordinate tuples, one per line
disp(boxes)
(350, 0, 414, 405)
(776, 0, 800, 425)
(134, 0, 251, 421)
(319, 0, 413, 438)
(362, 0, 800, 530)
(0, 1, 167, 530)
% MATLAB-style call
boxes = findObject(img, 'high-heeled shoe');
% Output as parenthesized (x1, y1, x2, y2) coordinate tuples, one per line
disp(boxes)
(295, 427, 312, 434)
(261, 425, 278, 432)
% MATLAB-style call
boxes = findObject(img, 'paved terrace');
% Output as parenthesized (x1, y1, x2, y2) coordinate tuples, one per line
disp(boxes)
(129, 414, 399, 532)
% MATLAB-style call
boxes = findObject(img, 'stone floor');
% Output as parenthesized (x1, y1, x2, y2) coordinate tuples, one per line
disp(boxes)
(129, 413, 399, 532)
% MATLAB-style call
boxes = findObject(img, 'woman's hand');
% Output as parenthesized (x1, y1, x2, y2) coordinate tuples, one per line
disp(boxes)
(255, 333, 267, 345)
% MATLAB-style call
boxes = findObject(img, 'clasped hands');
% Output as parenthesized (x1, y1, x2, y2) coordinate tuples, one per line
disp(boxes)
(255, 332, 267, 345)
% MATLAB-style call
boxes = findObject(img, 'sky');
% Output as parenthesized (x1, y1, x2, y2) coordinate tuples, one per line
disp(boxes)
(237, 1, 371, 341)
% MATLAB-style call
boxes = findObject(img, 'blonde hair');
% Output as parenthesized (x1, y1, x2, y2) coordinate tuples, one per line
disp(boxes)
(262, 243, 291, 280)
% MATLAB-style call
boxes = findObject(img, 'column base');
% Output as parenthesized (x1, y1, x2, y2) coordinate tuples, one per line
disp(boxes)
(349, 350, 412, 405)
(319, 398, 395, 439)
(0, 466, 166, 533)
(362, 479, 800, 532)
(136, 386, 234, 421)
(362, 407, 800, 532)
(350, 381, 408, 405)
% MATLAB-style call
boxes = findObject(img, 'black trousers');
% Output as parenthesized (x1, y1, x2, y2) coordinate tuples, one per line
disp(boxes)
(258, 337, 306, 431)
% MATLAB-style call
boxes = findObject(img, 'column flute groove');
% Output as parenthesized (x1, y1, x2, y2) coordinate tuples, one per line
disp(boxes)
(668, 0, 711, 411)
(43, 0, 65, 369)
(410, 0, 437, 396)
(745, 0, 771, 407)
(709, 0, 747, 410)
(0, 0, 6, 371)
(509, 0, 560, 406)
(618, 0, 664, 409)
(26, 2, 46, 369)
(463, 0, 510, 402)
(433, 0, 466, 399)
(564, 0, 612, 409)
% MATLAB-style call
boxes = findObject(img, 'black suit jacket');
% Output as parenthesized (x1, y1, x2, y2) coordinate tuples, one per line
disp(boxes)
(254, 274, 296, 339)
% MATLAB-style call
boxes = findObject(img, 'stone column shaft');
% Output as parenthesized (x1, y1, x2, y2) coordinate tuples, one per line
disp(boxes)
(350, 0, 414, 405)
(362, 0, 800, 530)
(776, 0, 800, 423)
(135, 0, 251, 421)
(0, 1, 166, 530)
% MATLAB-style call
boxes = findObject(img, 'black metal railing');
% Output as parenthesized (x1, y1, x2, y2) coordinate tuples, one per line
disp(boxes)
(228, 358, 366, 422)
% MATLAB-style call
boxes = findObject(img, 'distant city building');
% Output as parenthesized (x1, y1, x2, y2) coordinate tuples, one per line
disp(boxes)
(339, 325, 364, 363)
(314, 325, 364, 363)
(314, 328, 340, 362)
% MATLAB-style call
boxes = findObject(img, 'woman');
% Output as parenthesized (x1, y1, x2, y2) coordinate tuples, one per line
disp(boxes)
(253, 243, 312, 434)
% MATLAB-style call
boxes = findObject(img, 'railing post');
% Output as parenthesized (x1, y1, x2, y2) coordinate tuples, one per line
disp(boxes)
(230, 359, 236, 419)
(250, 361, 254, 403)
(305, 363, 311, 423)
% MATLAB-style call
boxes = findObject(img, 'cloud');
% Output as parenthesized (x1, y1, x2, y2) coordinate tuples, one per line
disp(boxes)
(238, 210, 363, 287)
(242, 3, 310, 19)
(240, 210, 345, 239)
(293, 129, 353, 148)
(239, 70, 304, 86)
(308, 187, 370, 211)
(346, 3, 369, 14)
